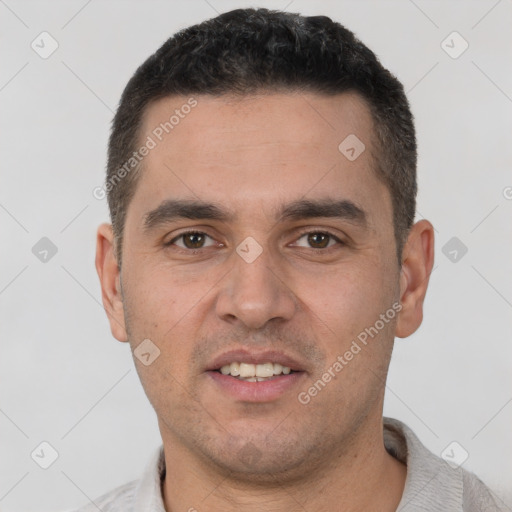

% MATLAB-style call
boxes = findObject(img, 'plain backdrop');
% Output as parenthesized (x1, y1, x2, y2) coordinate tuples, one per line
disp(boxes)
(1, 0, 511, 510)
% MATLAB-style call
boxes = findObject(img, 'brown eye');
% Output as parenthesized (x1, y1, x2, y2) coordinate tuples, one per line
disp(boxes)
(183, 232, 206, 249)
(169, 231, 217, 250)
(292, 231, 341, 250)
(307, 232, 330, 249)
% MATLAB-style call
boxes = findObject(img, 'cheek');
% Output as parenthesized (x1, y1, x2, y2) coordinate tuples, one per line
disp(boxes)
(121, 261, 216, 372)
(123, 260, 208, 328)
(297, 260, 390, 338)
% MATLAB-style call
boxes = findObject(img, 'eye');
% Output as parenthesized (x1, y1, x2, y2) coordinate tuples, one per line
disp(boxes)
(169, 231, 217, 250)
(293, 231, 341, 249)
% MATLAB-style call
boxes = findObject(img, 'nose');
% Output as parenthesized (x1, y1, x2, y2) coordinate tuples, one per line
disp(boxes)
(215, 245, 297, 330)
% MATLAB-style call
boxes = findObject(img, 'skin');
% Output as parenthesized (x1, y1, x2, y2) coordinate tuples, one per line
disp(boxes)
(96, 91, 434, 511)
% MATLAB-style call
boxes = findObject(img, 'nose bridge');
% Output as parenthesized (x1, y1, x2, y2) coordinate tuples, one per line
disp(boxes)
(215, 240, 296, 329)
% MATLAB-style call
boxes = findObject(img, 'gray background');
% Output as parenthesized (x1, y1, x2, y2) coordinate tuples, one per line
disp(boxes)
(1, 0, 511, 510)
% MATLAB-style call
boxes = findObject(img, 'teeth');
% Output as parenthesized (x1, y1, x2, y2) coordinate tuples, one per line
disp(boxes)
(230, 362, 240, 376)
(217, 362, 292, 380)
(256, 363, 274, 378)
(239, 363, 256, 378)
(273, 363, 283, 375)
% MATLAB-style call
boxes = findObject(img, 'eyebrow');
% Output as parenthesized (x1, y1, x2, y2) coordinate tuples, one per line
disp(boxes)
(143, 200, 232, 232)
(278, 199, 367, 227)
(142, 198, 368, 233)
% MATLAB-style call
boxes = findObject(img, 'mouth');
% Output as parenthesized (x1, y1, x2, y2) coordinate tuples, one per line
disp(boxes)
(216, 361, 295, 382)
(205, 350, 306, 402)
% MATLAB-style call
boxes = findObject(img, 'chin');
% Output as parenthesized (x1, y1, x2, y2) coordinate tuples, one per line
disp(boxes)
(198, 430, 323, 484)
(211, 451, 312, 484)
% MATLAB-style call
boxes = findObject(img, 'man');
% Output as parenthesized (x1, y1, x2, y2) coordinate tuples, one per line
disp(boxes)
(83, 7, 502, 511)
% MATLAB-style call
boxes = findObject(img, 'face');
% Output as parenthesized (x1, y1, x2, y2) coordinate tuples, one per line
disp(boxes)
(101, 92, 412, 480)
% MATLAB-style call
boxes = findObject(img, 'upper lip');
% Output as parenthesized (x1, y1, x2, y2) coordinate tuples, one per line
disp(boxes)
(207, 348, 305, 372)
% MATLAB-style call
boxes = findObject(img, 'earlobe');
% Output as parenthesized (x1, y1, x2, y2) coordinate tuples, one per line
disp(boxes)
(95, 223, 128, 342)
(395, 220, 435, 339)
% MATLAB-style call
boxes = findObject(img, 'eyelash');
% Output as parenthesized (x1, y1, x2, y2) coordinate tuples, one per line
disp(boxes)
(166, 229, 345, 252)
(293, 228, 345, 249)
(165, 231, 219, 253)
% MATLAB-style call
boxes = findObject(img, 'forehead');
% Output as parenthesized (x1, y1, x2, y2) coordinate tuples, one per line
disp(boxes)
(129, 91, 391, 231)
(141, 91, 374, 164)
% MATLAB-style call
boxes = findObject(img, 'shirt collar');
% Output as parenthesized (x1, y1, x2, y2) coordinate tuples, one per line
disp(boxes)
(384, 417, 464, 511)
(133, 444, 167, 512)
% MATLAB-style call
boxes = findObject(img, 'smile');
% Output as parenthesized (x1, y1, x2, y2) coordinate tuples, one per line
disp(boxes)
(218, 362, 293, 382)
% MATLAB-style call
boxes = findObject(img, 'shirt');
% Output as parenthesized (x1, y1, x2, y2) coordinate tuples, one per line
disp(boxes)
(71, 417, 506, 511)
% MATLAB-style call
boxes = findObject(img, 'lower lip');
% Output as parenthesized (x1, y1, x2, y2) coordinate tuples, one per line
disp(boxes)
(206, 371, 305, 402)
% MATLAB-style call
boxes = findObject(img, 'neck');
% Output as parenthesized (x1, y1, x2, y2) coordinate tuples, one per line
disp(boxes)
(160, 416, 406, 512)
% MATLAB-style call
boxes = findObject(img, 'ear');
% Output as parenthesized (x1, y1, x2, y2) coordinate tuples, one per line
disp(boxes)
(395, 219, 435, 338)
(95, 223, 128, 342)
